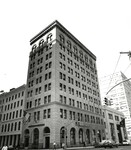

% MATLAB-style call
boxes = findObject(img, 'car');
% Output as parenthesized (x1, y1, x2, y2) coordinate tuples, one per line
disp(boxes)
(94, 140, 118, 148)
(122, 140, 130, 145)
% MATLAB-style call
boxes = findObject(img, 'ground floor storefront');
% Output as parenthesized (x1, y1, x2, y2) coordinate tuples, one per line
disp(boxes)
(21, 124, 105, 149)
(0, 134, 20, 148)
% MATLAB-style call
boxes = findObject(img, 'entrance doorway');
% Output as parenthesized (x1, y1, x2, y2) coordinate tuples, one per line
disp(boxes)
(45, 137, 50, 149)
(43, 127, 50, 148)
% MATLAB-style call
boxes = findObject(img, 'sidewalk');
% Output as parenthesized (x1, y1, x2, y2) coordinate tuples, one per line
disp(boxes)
(21, 146, 94, 150)
(66, 146, 94, 149)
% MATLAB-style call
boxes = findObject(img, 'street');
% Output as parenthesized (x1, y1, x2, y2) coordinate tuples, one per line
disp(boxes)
(92, 146, 131, 150)
(66, 145, 131, 150)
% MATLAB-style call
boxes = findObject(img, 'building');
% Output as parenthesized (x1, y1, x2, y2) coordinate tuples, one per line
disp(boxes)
(0, 85, 26, 147)
(21, 20, 105, 149)
(102, 105, 127, 143)
(99, 71, 131, 141)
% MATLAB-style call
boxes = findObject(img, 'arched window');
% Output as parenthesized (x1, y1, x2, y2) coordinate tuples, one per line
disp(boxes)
(79, 50, 83, 58)
(89, 58, 93, 66)
(47, 33, 53, 43)
(86, 129, 90, 144)
(79, 128, 83, 144)
(59, 34, 65, 44)
(73, 46, 78, 54)
(39, 39, 44, 47)
(84, 54, 88, 62)
(44, 127, 50, 134)
(97, 130, 101, 142)
(60, 127, 66, 147)
(33, 128, 39, 148)
(70, 128, 76, 145)
(92, 129, 96, 143)
(67, 40, 71, 49)
(32, 44, 37, 52)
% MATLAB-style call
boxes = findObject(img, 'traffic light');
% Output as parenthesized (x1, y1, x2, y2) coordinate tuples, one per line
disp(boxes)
(104, 97, 108, 105)
(109, 99, 113, 106)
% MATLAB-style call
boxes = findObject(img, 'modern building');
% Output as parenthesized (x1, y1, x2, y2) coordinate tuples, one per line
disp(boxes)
(0, 85, 26, 147)
(99, 71, 131, 141)
(21, 20, 105, 149)
(102, 105, 127, 143)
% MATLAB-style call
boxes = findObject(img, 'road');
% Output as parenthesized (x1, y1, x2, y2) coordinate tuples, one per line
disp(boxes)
(88, 145, 131, 150)
(67, 145, 131, 150)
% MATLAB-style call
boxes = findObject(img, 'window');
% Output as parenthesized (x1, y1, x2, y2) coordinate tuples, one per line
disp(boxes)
(16, 110, 18, 118)
(45, 72, 52, 80)
(108, 113, 113, 120)
(47, 109, 51, 118)
(47, 33, 53, 43)
(67, 40, 71, 49)
(39, 39, 44, 47)
(60, 109, 63, 118)
(8, 123, 10, 132)
(14, 102, 16, 108)
(46, 52, 52, 60)
(115, 115, 119, 121)
(60, 95, 66, 104)
(45, 61, 52, 70)
(19, 109, 22, 117)
(18, 121, 21, 130)
(14, 122, 17, 131)
(59, 62, 66, 70)
(21, 99, 23, 106)
(59, 34, 65, 44)
(11, 123, 13, 131)
(44, 83, 51, 92)
(43, 110, 46, 119)
(17, 101, 19, 107)
(35, 87, 42, 95)
(34, 111, 40, 121)
(59, 83, 66, 92)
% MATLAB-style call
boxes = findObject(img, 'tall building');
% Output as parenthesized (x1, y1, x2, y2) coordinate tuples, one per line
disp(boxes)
(21, 20, 105, 149)
(102, 105, 127, 143)
(0, 85, 26, 147)
(99, 71, 131, 141)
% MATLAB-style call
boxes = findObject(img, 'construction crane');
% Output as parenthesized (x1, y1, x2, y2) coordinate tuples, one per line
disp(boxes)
(120, 51, 131, 59)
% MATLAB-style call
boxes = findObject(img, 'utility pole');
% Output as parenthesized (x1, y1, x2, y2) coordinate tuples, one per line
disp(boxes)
(120, 51, 131, 59)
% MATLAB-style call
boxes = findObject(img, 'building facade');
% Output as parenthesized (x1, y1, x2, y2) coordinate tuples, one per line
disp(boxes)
(0, 85, 26, 147)
(102, 105, 127, 143)
(99, 72, 131, 141)
(21, 20, 105, 149)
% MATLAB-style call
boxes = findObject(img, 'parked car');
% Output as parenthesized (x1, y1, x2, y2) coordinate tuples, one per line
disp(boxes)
(94, 140, 118, 148)
(8, 145, 14, 150)
(122, 140, 130, 146)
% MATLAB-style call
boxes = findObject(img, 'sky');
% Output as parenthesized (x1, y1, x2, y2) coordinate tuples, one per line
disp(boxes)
(0, 0, 131, 92)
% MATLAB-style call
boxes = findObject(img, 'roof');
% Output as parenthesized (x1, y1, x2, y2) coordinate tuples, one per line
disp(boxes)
(30, 20, 96, 60)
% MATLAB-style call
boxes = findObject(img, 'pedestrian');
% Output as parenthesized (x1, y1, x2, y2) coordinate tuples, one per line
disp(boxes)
(62, 143, 65, 149)
(2, 146, 5, 150)
(2, 146, 8, 150)
(53, 142, 56, 150)
(4, 146, 8, 150)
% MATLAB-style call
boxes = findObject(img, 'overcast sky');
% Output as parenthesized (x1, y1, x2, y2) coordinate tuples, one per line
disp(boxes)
(0, 0, 131, 92)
